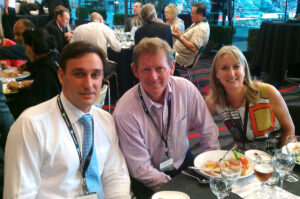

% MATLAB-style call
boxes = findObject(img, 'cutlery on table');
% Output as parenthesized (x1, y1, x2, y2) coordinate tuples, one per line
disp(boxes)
(181, 170, 209, 184)
(218, 143, 237, 162)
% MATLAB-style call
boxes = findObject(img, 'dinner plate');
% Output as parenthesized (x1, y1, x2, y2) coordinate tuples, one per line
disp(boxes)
(245, 149, 271, 162)
(282, 142, 300, 165)
(152, 191, 190, 199)
(1, 69, 30, 81)
(194, 150, 254, 179)
(2, 83, 17, 95)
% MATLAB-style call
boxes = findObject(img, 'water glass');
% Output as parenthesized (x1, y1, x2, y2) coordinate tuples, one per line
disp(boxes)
(285, 135, 300, 182)
(209, 172, 229, 199)
(220, 159, 241, 190)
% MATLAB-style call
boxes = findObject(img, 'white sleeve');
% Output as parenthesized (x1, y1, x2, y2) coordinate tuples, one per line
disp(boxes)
(106, 27, 121, 53)
(4, 117, 42, 199)
(101, 118, 131, 199)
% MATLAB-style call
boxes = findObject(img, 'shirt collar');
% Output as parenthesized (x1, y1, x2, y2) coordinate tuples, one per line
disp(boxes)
(60, 92, 92, 125)
(139, 80, 173, 109)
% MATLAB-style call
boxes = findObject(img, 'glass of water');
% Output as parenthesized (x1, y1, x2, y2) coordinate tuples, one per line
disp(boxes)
(220, 159, 241, 191)
(209, 171, 229, 199)
(274, 149, 295, 198)
(285, 135, 300, 182)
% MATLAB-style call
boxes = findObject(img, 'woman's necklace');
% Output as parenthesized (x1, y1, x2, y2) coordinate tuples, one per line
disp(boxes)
(227, 95, 246, 109)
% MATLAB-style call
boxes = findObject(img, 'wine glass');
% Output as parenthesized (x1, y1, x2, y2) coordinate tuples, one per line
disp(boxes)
(209, 171, 229, 199)
(220, 159, 241, 191)
(285, 135, 300, 182)
(274, 149, 295, 198)
(254, 154, 274, 197)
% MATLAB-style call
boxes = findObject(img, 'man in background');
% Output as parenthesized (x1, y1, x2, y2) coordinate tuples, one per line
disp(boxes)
(134, 3, 172, 47)
(125, 1, 142, 32)
(45, 5, 72, 52)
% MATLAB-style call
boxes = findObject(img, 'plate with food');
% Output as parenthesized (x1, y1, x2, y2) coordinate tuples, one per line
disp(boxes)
(245, 149, 271, 162)
(152, 191, 190, 199)
(2, 83, 17, 95)
(194, 150, 254, 179)
(282, 142, 300, 165)
(1, 69, 30, 81)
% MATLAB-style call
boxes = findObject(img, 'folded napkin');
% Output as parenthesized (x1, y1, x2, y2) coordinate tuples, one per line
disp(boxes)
(231, 175, 300, 199)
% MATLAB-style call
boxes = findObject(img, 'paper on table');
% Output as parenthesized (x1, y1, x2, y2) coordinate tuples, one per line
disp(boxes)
(232, 175, 300, 199)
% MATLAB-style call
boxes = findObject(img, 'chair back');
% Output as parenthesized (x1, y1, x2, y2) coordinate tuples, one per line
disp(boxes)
(94, 84, 108, 108)
(186, 47, 205, 70)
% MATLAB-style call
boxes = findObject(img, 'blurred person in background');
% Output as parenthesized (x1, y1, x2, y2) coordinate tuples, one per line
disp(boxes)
(0, 33, 23, 68)
(2, 0, 15, 40)
(125, 1, 143, 32)
(7, 28, 61, 118)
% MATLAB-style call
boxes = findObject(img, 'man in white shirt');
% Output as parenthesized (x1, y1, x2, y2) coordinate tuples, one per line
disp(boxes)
(4, 41, 131, 199)
(71, 12, 121, 77)
(172, 3, 209, 68)
(71, 12, 121, 58)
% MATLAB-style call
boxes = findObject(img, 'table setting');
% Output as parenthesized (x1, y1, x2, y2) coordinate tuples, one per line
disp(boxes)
(157, 143, 300, 199)
(114, 25, 134, 49)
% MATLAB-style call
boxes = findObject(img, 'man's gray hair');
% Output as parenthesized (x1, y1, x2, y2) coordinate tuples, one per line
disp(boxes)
(90, 12, 103, 22)
(140, 3, 156, 23)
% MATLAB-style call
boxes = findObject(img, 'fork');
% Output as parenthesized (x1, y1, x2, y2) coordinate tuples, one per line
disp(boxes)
(218, 143, 237, 162)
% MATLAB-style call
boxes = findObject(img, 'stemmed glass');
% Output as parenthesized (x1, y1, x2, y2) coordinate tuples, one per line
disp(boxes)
(285, 135, 300, 182)
(209, 171, 229, 199)
(220, 159, 242, 191)
(274, 149, 296, 198)
(254, 154, 274, 198)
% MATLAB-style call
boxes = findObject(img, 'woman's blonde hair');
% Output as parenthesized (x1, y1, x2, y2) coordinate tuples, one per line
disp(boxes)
(209, 45, 259, 106)
(165, 4, 179, 19)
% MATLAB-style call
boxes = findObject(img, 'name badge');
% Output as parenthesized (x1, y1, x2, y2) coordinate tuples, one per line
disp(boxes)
(75, 192, 97, 199)
(159, 158, 174, 171)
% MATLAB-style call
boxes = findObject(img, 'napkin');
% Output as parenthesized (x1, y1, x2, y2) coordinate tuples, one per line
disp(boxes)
(231, 175, 300, 199)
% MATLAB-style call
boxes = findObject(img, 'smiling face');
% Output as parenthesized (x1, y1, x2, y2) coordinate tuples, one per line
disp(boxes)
(58, 53, 103, 113)
(132, 49, 174, 104)
(216, 54, 245, 92)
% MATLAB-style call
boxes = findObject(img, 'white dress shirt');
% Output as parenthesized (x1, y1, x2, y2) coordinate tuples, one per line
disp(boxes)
(4, 93, 131, 199)
(70, 22, 121, 57)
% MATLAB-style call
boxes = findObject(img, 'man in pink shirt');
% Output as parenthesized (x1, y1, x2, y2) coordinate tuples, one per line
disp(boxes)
(113, 37, 220, 199)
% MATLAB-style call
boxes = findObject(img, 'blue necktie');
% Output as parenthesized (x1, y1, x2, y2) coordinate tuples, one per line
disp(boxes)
(79, 114, 104, 199)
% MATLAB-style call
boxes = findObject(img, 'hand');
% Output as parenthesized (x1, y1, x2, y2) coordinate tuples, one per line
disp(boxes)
(21, 80, 34, 88)
(65, 32, 73, 41)
(171, 29, 181, 39)
(7, 81, 22, 91)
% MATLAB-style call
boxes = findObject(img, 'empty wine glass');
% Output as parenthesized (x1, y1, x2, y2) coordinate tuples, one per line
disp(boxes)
(220, 159, 241, 191)
(209, 171, 229, 199)
(254, 154, 274, 198)
(274, 149, 295, 198)
(285, 135, 300, 182)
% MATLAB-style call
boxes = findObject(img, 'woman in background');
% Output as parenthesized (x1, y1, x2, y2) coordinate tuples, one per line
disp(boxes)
(164, 4, 185, 43)
(0, 34, 24, 68)
(205, 45, 294, 153)
(7, 28, 61, 118)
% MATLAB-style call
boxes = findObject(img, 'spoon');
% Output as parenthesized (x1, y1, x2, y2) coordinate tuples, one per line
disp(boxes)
(254, 152, 262, 160)
(181, 171, 209, 184)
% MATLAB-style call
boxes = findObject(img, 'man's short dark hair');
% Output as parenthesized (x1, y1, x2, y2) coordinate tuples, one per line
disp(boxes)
(54, 5, 70, 19)
(59, 41, 106, 72)
(193, 3, 206, 17)
(14, 18, 35, 30)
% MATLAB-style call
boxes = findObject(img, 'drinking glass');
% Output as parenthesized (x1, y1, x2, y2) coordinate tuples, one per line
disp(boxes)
(220, 159, 241, 191)
(274, 149, 295, 198)
(285, 135, 300, 182)
(209, 171, 229, 199)
(254, 154, 274, 198)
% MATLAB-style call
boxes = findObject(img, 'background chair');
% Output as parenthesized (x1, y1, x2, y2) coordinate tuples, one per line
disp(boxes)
(175, 47, 205, 88)
(105, 60, 119, 113)
(94, 84, 108, 109)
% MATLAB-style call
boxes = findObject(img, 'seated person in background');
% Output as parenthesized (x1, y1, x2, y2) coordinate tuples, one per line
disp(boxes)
(125, 2, 143, 32)
(172, 3, 209, 68)
(0, 19, 35, 62)
(71, 12, 121, 77)
(113, 37, 220, 199)
(45, 5, 72, 52)
(7, 28, 61, 118)
(134, 3, 173, 47)
(164, 4, 185, 43)
(4, 41, 131, 199)
(0, 34, 24, 67)
(205, 45, 294, 153)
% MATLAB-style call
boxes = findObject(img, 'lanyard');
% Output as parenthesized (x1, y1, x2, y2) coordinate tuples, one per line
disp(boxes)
(57, 95, 94, 193)
(138, 85, 172, 157)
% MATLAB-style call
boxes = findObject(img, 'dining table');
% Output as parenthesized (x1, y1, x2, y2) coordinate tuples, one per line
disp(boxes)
(157, 165, 300, 199)
(251, 21, 300, 85)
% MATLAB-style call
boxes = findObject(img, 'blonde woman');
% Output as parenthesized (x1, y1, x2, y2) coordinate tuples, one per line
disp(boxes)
(205, 45, 294, 153)
(164, 4, 184, 43)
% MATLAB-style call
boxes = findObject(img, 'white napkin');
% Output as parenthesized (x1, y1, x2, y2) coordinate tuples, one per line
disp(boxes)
(232, 175, 300, 199)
